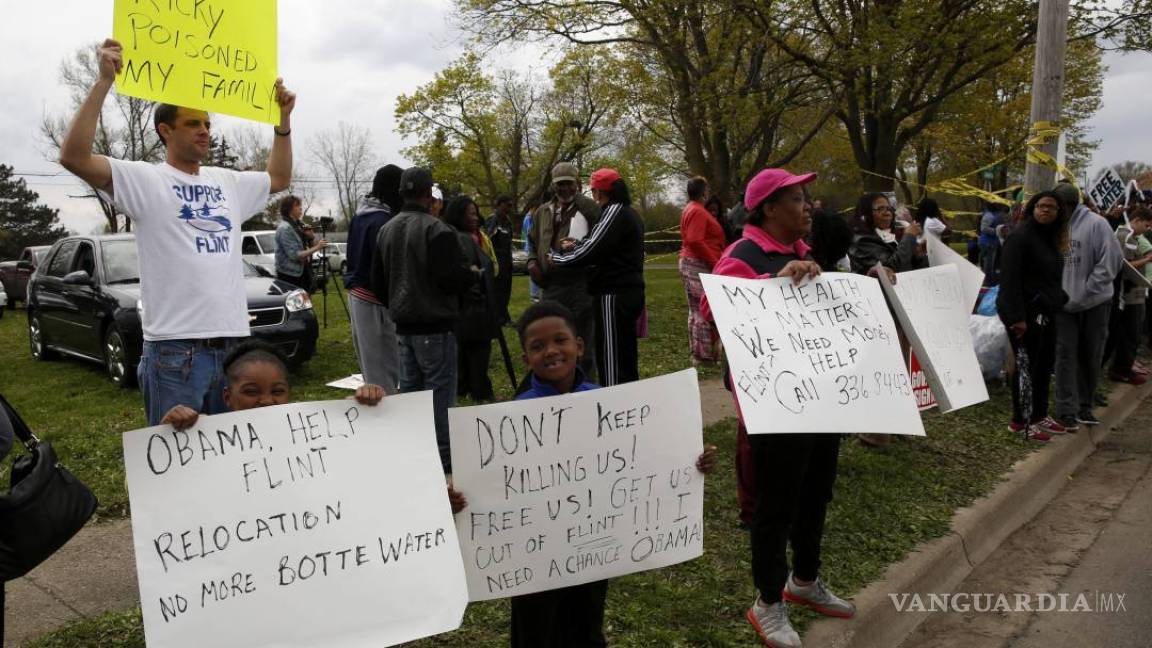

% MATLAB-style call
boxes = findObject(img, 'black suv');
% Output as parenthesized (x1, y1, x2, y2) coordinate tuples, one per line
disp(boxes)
(27, 234, 319, 388)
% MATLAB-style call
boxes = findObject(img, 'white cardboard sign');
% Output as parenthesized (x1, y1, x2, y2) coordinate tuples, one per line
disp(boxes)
(925, 233, 985, 312)
(448, 370, 706, 601)
(123, 394, 468, 648)
(1088, 168, 1126, 212)
(701, 272, 924, 436)
(879, 265, 990, 413)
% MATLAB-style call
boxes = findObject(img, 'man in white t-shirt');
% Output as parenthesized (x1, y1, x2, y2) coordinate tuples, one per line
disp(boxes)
(59, 38, 297, 425)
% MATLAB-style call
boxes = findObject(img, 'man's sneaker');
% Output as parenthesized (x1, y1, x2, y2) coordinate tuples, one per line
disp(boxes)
(1055, 415, 1080, 432)
(1008, 421, 1027, 433)
(1076, 411, 1101, 426)
(1032, 416, 1067, 435)
(1024, 425, 1052, 442)
(782, 574, 856, 618)
(746, 599, 801, 648)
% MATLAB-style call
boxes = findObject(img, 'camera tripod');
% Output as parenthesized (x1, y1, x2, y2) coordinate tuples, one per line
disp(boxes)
(315, 220, 349, 328)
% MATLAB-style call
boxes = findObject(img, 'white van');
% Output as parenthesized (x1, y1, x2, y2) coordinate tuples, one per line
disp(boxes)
(240, 230, 278, 274)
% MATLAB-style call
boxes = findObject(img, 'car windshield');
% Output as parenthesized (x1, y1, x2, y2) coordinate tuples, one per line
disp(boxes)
(33, 248, 50, 264)
(257, 233, 276, 253)
(101, 240, 141, 284)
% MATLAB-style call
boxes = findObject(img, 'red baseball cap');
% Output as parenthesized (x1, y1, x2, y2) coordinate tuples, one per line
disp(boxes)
(589, 168, 622, 191)
(743, 168, 817, 211)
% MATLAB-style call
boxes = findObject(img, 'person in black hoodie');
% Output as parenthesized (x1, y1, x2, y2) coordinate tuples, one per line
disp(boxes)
(996, 190, 1070, 442)
(549, 168, 645, 386)
(345, 165, 403, 393)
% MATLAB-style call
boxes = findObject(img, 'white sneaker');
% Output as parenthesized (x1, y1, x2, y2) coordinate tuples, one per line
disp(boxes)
(783, 573, 856, 618)
(746, 598, 802, 648)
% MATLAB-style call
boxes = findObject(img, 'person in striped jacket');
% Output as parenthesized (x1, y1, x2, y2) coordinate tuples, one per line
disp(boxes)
(549, 168, 645, 386)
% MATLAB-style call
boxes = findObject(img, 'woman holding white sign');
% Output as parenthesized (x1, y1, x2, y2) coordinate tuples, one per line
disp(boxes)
(700, 169, 854, 648)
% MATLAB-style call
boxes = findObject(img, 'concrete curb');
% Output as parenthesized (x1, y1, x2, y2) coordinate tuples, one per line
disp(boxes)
(803, 379, 1152, 648)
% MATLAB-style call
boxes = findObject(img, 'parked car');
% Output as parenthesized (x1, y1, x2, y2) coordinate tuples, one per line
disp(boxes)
(0, 281, 6, 317)
(0, 245, 52, 307)
(311, 243, 346, 275)
(512, 248, 529, 275)
(240, 230, 277, 274)
(27, 234, 318, 388)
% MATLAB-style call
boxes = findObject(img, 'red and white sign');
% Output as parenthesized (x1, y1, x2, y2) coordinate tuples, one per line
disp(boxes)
(910, 350, 937, 411)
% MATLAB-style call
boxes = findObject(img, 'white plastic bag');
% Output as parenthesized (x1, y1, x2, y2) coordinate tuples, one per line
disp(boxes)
(969, 315, 1010, 380)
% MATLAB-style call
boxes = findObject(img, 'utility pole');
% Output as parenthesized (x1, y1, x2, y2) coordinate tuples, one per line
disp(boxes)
(1023, 0, 1070, 197)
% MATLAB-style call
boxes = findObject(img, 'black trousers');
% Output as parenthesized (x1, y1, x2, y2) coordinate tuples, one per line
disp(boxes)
(1008, 317, 1057, 424)
(456, 337, 495, 402)
(749, 433, 841, 604)
(510, 581, 609, 648)
(1110, 303, 1145, 376)
(594, 289, 644, 387)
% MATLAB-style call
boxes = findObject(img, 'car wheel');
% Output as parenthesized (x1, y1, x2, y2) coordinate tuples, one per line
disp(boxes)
(339, 261, 347, 274)
(104, 325, 137, 389)
(28, 311, 57, 360)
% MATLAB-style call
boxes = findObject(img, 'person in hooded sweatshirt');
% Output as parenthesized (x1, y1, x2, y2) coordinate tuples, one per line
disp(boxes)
(996, 191, 1070, 442)
(345, 164, 404, 393)
(1050, 181, 1122, 431)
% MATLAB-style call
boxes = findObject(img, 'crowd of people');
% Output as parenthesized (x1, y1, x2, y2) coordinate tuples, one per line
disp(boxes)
(5, 35, 1145, 648)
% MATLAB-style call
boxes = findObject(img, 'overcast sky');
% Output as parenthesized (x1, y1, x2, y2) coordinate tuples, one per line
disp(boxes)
(1, 2, 1149, 236)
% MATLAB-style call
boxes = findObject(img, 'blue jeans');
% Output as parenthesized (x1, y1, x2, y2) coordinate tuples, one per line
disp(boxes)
(138, 339, 236, 426)
(398, 332, 457, 472)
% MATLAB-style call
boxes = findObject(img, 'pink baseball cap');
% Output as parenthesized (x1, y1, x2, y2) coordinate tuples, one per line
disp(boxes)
(589, 168, 622, 191)
(743, 168, 817, 211)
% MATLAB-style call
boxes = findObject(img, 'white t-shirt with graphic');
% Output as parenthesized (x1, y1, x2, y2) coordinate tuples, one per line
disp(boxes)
(102, 160, 271, 341)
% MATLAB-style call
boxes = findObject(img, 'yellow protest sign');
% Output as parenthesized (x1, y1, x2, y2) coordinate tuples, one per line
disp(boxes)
(113, 0, 279, 125)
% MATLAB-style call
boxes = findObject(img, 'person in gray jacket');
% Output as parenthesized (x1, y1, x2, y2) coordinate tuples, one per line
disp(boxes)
(1051, 182, 1122, 430)
(371, 167, 480, 472)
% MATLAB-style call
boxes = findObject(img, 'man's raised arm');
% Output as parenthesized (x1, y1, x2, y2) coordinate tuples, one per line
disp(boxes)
(266, 78, 296, 194)
(59, 39, 118, 191)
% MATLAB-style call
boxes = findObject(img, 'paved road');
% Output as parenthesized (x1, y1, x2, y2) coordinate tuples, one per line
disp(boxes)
(900, 396, 1152, 648)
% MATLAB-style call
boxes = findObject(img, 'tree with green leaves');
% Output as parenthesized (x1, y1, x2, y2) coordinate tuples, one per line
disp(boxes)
(396, 49, 632, 210)
(456, 0, 829, 200)
(0, 165, 69, 260)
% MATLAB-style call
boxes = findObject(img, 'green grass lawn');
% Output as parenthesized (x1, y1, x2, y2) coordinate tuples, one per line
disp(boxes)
(8, 268, 1039, 647)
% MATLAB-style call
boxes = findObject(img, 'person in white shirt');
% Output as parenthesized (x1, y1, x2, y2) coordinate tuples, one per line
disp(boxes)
(59, 38, 297, 425)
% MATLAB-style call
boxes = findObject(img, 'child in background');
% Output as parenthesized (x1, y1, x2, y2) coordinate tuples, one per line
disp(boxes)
(456, 300, 716, 647)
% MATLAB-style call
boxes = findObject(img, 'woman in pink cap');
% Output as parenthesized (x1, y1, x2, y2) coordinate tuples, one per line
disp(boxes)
(701, 168, 855, 648)
(550, 168, 646, 387)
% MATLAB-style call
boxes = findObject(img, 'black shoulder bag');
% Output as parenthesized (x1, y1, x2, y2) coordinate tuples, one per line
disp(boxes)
(0, 394, 97, 581)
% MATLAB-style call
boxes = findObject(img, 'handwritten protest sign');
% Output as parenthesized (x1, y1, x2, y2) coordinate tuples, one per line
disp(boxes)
(448, 370, 705, 601)
(123, 394, 467, 648)
(702, 272, 924, 436)
(1088, 168, 1126, 212)
(879, 265, 989, 413)
(910, 350, 937, 411)
(113, 0, 280, 124)
(926, 233, 985, 312)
